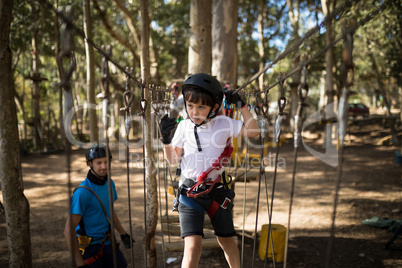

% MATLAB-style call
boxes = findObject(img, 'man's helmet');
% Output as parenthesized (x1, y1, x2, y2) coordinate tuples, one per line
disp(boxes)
(85, 144, 112, 163)
(182, 73, 224, 105)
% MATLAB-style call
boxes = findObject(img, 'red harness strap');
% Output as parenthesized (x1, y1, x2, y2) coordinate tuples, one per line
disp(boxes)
(84, 232, 111, 265)
(207, 197, 232, 219)
(84, 242, 104, 265)
(187, 138, 233, 198)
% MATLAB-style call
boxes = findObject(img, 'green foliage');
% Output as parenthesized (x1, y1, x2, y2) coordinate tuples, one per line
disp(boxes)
(9, 0, 401, 150)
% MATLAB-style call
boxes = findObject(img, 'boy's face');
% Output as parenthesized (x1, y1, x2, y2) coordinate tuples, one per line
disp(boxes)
(186, 100, 219, 125)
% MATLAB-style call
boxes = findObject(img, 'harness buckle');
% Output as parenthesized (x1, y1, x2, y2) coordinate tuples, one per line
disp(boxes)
(220, 197, 232, 209)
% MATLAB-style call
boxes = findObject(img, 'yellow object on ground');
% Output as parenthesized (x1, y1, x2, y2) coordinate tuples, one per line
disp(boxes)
(258, 224, 287, 262)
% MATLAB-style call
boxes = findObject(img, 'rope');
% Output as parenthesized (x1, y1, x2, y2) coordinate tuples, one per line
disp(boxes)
(251, 93, 276, 268)
(153, 93, 167, 268)
(120, 68, 136, 267)
(240, 92, 252, 268)
(99, 48, 118, 268)
(138, 82, 148, 268)
(56, 7, 76, 265)
(258, 77, 287, 267)
(325, 19, 355, 268)
(283, 61, 309, 267)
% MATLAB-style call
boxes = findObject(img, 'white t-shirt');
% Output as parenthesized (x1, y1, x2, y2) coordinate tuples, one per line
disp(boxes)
(172, 115, 243, 184)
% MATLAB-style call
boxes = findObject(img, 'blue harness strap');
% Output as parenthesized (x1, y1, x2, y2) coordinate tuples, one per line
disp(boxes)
(178, 194, 204, 215)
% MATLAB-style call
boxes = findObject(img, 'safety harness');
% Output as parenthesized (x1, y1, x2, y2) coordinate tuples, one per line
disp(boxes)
(73, 185, 112, 266)
(186, 138, 233, 198)
(173, 138, 234, 219)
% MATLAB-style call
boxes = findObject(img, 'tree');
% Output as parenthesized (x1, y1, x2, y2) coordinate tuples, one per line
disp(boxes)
(0, 0, 32, 266)
(188, 0, 212, 74)
(139, 0, 158, 267)
(321, 0, 337, 148)
(286, 0, 302, 131)
(29, 1, 44, 150)
(212, 0, 238, 84)
(83, 0, 98, 143)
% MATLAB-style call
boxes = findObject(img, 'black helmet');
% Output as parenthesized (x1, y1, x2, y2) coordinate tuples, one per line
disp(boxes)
(182, 73, 224, 104)
(85, 144, 112, 163)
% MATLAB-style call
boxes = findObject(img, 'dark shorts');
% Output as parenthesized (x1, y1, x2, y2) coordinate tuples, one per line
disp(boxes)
(84, 243, 127, 268)
(178, 185, 236, 238)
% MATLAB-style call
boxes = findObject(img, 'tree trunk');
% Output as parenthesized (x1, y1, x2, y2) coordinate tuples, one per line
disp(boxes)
(149, 36, 161, 84)
(188, 0, 212, 74)
(321, 0, 336, 147)
(286, 0, 301, 132)
(54, 0, 65, 150)
(212, 0, 238, 84)
(139, 0, 158, 267)
(366, 40, 400, 146)
(83, 0, 99, 143)
(30, 2, 43, 150)
(257, 0, 266, 90)
(0, 1, 33, 266)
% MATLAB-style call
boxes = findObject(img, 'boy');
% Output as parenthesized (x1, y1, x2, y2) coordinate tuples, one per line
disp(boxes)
(160, 73, 259, 268)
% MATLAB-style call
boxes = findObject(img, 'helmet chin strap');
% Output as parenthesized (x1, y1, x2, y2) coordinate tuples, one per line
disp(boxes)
(188, 107, 217, 152)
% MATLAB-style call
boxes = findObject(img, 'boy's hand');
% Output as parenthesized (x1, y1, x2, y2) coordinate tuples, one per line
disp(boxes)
(224, 90, 246, 109)
(160, 114, 177, 145)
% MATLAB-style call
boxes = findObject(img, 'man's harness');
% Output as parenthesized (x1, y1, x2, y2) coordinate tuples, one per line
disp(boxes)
(175, 138, 234, 219)
(74, 186, 112, 266)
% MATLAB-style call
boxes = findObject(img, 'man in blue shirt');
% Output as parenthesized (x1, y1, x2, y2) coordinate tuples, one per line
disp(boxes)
(64, 144, 133, 267)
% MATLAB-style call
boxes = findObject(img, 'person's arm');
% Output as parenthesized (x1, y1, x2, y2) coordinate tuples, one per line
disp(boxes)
(64, 214, 86, 267)
(239, 106, 260, 138)
(113, 210, 135, 248)
(163, 145, 183, 165)
(113, 210, 126, 235)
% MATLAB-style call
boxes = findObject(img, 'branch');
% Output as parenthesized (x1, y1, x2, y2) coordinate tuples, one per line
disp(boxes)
(112, 0, 141, 49)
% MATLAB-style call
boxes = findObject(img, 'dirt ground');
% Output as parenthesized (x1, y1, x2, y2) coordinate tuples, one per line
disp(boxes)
(1, 115, 401, 268)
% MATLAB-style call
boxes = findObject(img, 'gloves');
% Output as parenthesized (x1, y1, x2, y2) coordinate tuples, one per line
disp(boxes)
(120, 233, 135, 249)
(160, 114, 177, 145)
(224, 90, 246, 109)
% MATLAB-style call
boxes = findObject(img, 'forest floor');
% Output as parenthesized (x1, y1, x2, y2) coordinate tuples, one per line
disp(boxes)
(0, 112, 401, 268)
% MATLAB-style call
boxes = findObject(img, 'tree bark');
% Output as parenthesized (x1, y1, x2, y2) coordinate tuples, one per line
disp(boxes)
(188, 0, 212, 74)
(321, 0, 337, 147)
(139, 0, 158, 267)
(54, 0, 65, 150)
(0, 0, 33, 266)
(83, 0, 99, 143)
(212, 0, 238, 84)
(286, 0, 301, 132)
(321, 0, 336, 105)
(30, 2, 43, 150)
(257, 0, 266, 90)
(366, 40, 399, 146)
